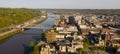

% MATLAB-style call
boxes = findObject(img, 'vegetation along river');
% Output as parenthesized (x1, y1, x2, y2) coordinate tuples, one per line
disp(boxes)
(0, 14, 60, 54)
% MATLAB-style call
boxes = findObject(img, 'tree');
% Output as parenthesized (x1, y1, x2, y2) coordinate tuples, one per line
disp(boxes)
(29, 41, 35, 47)
(41, 32, 47, 38)
(29, 41, 35, 53)
(77, 48, 83, 54)
(71, 32, 75, 36)
(84, 38, 90, 45)
(83, 43, 88, 49)
(32, 46, 39, 54)
(0, 8, 41, 28)
(60, 15, 64, 21)
(77, 31, 81, 35)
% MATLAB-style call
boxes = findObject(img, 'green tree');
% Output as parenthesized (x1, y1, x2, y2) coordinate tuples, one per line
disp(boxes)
(0, 8, 41, 28)
(77, 48, 87, 54)
(71, 32, 75, 36)
(83, 43, 88, 49)
(29, 41, 35, 47)
(77, 31, 81, 35)
(41, 32, 47, 38)
(29, 41, 35, 53)
(84, 38, 90, 44)
(33, 46, 39, 54)
(77, 48, 83, 54)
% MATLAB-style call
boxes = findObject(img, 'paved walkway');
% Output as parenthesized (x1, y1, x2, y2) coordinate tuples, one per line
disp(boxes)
(0, 29, 17, 36)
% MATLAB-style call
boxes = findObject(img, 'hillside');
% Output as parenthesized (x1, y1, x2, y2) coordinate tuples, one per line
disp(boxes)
(0, 8, 41, 28)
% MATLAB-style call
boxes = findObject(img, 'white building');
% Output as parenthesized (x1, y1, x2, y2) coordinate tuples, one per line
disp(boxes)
(67, 26, 78, 32)
(96, 25, 102, 29)
(56, 27, 64, 31)
(77, 20, 82, 25)
(56, 35, 65, 40)
(41, 16, 46, 18)
(75, 15, 82, 21)
(79, 25, 89, 29)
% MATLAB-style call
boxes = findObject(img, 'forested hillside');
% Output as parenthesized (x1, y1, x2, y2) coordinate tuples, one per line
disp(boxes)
(0, 8, 41, 28)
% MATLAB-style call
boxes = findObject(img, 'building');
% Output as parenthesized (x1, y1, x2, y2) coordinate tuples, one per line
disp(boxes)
(59, 45, 67, 53)
(56, 27, 64, 31)
(60, 21, 67, 28)
(68, 16, 75, 25)
(75, 15, 82, 21)
(46, 29, 56, 43)
(54, 19, 60, 26)
(40, 45, 51, 54)
(116, 47, 120, 54)
(67, 26, 78, 32)
(79, 25, 88, 29)
(40, 44, 56, 54)
(111, 38, 120, 47)
(77, 20, 82, 25)
(96, 36, 105, 46)
(56, 35, 65, 40)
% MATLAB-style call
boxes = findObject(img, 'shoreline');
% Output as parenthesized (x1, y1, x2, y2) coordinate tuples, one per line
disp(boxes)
(0, 29, 22, 44)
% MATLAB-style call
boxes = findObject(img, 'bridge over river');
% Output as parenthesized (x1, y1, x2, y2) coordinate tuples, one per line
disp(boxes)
(0, 14, 60, 54)
(21, 25, 51, 32)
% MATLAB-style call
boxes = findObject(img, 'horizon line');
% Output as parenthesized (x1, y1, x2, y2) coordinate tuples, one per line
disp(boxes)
(0, 7, 120, 10)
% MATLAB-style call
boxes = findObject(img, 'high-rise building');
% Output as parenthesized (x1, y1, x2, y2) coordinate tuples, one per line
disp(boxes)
(68, 16, 75, 25)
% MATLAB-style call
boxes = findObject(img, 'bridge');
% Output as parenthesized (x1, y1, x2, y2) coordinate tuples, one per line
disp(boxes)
(20, 25, 52, 32)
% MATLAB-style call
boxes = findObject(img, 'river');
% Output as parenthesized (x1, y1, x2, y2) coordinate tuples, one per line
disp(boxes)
(0, 14, 60, 54)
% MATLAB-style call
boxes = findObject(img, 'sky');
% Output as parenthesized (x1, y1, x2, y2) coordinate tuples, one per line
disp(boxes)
(0, 0, 120, 9)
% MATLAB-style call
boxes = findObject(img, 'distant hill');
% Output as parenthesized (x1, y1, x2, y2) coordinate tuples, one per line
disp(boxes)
(0, 8, 41, 28)
(39, 9, 120, 15)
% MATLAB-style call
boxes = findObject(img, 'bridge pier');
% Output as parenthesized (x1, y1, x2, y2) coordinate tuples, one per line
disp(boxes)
(21, 28, 24, 31)
(20, 26, 50, 32)
(43, 29, 46, 32)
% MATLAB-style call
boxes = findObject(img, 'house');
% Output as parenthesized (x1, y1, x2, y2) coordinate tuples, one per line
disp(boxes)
(56, 27, 64, 31)
(59, 45, 67, 53)
(40, 44, 56, 54)
(111, 39, 120, 47)
(40, 45, 51, 54)
(56, 35, 65, 40)
(95, 36, 105, 46)
(67, 26, 78, 32)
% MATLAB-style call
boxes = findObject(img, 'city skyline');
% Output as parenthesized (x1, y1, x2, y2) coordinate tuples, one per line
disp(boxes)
(0, 0, 120, 9)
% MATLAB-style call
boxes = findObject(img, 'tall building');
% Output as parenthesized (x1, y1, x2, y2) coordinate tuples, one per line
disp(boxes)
(68, 16, 75, 25)
(46, 29, 56, 43)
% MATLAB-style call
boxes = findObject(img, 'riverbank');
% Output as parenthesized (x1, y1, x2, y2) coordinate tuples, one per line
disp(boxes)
(0, 16, 48, 44)
(0, 29, 22, 44)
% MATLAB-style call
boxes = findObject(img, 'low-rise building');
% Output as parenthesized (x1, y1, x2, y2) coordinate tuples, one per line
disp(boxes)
(59, 45, 67, 53)
(67, 26, 78, 32)
(46, 29, 56, 43)
(40, 45, 51, 54)
(56, 35, 65, 40)
(56, 27, 64, 31)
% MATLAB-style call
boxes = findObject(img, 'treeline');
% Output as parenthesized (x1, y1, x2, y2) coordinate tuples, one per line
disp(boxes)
(0, 8, 41, 28)
(43, 9, 120, 15)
